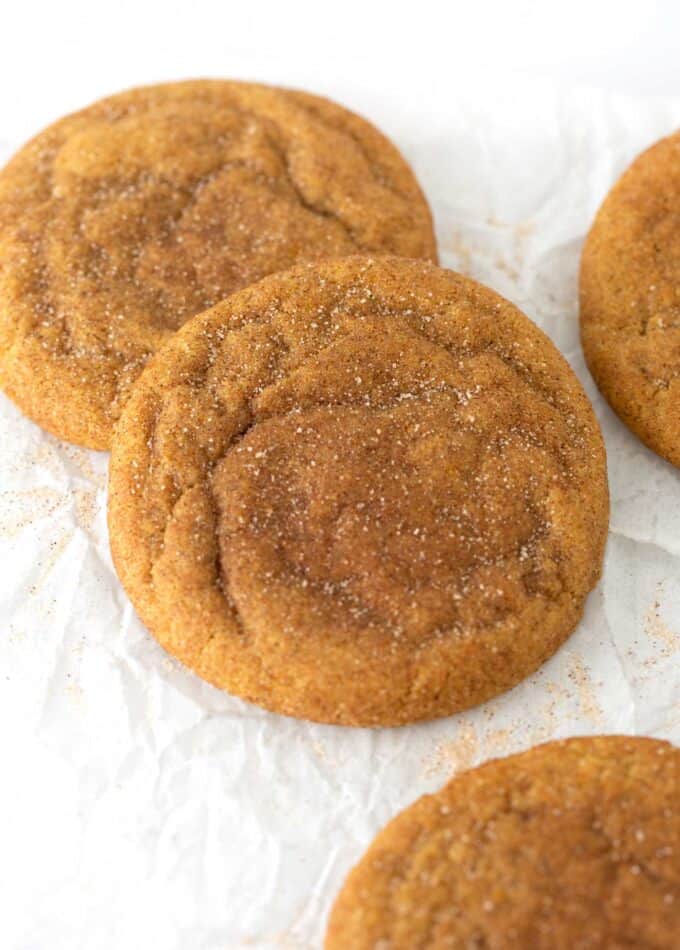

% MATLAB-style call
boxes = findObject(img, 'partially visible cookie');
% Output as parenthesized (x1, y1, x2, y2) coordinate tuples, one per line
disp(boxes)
(108, 257, 608, 726)
(580, 130, 680, 466)
(326, 735, 680, 948)
(0, 80, 436, 449)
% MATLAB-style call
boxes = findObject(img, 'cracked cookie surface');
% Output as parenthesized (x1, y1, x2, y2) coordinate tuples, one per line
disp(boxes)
(108, 257, 608, 726)
(580, 130, 680, 467)
(326, 735, 680, 948)
(0, 80, 436, 448)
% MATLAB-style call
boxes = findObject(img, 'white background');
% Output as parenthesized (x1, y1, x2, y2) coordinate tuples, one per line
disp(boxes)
(1, 0, 680, 139)
(1, 2, 679, 949)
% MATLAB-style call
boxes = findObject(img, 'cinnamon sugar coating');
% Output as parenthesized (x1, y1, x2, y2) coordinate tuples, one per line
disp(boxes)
(326, 736, 680, 948)
(108, 257, 608, 726)
(0, 80, 436, 448)
(580, 130, 680, 467)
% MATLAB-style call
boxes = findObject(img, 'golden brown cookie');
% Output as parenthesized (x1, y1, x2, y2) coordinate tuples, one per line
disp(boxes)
(580, 130, 680, 466)
(0, 80, 436, 449)
(326, 735, 680, 948)
(108, 257, 608, 726)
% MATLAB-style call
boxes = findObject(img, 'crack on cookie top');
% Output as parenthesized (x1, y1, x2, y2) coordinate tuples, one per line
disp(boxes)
(117, 261, 605, 652)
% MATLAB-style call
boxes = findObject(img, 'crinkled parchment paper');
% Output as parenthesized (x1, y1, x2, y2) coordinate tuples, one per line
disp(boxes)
(1, 78, 679, 949)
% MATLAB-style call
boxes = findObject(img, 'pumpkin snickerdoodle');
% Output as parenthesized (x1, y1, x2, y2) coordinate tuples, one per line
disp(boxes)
(108, 257, 608, 726)
(580, 130, 680, 467)
(326, 735, 680, 948)
(0, 80, 436, 448)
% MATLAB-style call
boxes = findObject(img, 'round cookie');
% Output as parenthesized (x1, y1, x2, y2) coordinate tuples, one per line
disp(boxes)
(326, 736, 680, 948)
(580, 130, 680, 467)
(0, 80, 436, 449)
(108, 256, 608, 726)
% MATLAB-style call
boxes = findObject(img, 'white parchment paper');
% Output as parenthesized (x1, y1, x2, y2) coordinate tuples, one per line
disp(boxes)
(1, 78, 679, 950)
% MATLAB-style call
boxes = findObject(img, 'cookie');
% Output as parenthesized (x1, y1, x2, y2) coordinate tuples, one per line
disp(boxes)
(0, 80, 436, 449)
(580, 130, 680, 467)
(326, 735, 680, 948)
(108, 256, 608, 726)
